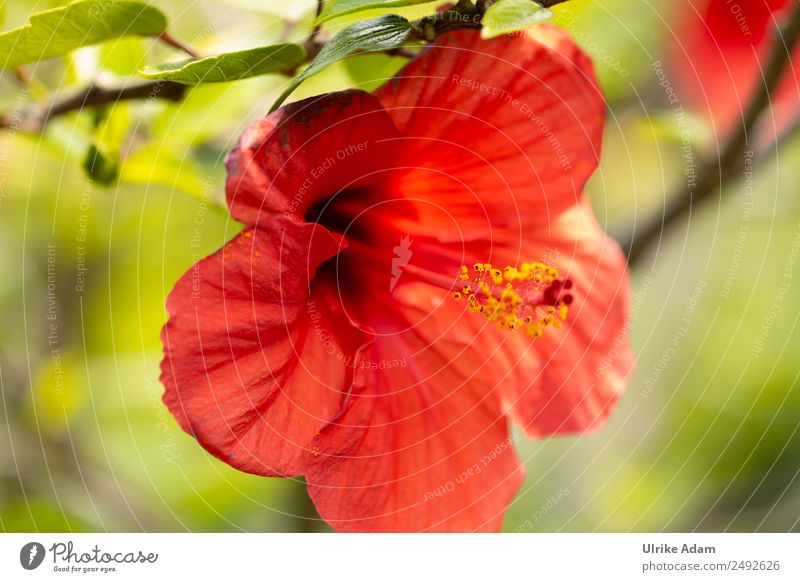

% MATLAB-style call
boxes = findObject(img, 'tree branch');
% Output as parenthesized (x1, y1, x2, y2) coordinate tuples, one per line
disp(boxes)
(623, 1, 800, 265)
(303, 0, 326, 60)
(1, 80, 187, 132)
(1, 0, 575, 131)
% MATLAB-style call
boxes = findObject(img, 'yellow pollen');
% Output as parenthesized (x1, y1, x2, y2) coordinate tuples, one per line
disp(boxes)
(453, 261, 574, 340)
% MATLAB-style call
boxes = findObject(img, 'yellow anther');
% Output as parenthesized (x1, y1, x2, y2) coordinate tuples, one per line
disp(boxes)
(526, 320, 546, 339)
(452, 260, 573, 341)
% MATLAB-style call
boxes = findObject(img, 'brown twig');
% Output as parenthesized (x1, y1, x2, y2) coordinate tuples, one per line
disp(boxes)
(158, 32, 201, 59)
(413, 0, 572, 42)
(1, 80, 187, 132)
(1, 0, 573, 131)
(312, 0, 324, 31)
(303, 0, 326, 60)
(623, 1, 800, 265)
(12, 67, 32, 88)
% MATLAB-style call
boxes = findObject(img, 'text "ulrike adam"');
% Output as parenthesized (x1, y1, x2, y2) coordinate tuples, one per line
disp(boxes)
(643, 543, 716, 554)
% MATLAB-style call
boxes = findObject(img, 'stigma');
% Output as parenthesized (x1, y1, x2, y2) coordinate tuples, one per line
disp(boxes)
(453, 262, 573, 339)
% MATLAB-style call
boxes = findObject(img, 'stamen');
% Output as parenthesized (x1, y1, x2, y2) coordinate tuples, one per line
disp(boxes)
(452, 261, 573, 339)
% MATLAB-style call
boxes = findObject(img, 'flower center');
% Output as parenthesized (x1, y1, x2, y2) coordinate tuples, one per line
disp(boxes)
(453, 262, 573, 339)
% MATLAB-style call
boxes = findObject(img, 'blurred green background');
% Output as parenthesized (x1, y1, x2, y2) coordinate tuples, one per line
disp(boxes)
(1, 0, 798, 532)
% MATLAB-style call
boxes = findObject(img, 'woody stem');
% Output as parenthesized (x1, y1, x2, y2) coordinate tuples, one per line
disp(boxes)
(0, 0, 577, 131)
(623, 1, 800, 265)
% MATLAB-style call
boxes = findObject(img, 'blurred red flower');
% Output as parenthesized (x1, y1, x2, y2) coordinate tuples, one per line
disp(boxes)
(160, 26, 633, 532)
(671, 0, 799, 141)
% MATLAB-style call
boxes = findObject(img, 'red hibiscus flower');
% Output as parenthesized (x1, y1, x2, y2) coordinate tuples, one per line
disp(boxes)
(160, 25, 633, 532)
(670, 0, 799, 140)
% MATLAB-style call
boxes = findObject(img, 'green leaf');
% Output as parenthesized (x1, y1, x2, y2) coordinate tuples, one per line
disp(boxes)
(83, 104, 131, 186)
(271, 14, 411, 112)
(0, 0, 168, 69)
(138, 44, 306, 85)
(0, 1, 6, 29)
(84, 144, 118, 186)
(315, 0, 430, 25)
(481, 0, 552, 40)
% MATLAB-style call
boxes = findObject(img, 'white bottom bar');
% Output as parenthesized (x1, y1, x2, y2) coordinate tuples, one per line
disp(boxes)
(1, 533, 796, 581)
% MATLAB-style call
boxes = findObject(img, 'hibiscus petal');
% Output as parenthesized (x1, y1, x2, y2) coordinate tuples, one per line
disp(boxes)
(373, 26, 605, 238)
(394, 201, 632, 438)
(225, 90, 400, 227)
(160, 219, 369, 476)
(305, 296, 525, 532)
(490, 201, 634, 436)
